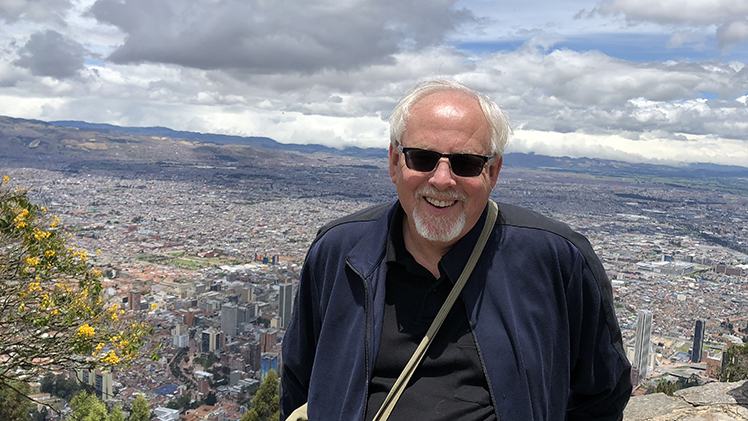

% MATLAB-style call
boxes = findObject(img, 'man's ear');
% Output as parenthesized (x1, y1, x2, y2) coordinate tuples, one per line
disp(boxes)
(388, 144, 399, 184)
(488, 155, 502, 189)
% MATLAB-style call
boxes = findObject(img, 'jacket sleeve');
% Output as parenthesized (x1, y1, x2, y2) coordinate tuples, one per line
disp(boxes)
(566, 252, 632, 421)
(280, 254, 320, 420)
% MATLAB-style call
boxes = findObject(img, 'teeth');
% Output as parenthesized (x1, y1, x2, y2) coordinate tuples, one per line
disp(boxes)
(425, 197, 456, 208)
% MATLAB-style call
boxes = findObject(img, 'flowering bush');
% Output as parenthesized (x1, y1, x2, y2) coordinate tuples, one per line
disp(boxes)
(0, 175, 153, 388)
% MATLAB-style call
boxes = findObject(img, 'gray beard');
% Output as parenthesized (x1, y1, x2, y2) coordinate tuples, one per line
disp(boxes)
(412, 202, 466, 243)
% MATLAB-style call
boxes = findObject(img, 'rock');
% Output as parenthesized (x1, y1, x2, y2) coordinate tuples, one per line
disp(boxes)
(624, 380, 748, 421)
(623, 393, 691, 420)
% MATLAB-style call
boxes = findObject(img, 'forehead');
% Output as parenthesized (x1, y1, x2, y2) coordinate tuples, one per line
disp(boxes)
(404, 91, 491, 152)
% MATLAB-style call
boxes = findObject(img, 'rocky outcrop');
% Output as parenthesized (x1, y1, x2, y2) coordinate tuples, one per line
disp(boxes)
(624, 380, 748, 420)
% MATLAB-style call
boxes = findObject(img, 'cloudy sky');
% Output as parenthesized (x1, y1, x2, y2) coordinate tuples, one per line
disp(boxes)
(1, 0, 748, 167)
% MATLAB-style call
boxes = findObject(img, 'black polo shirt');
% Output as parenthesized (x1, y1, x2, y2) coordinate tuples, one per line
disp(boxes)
(364, 207, 496, 421)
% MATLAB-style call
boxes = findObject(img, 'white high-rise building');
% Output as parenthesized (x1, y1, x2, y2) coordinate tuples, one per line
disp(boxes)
(279, 283, 294, 329)
(221, 303, 238, 338)
(633, 310, 653, 379)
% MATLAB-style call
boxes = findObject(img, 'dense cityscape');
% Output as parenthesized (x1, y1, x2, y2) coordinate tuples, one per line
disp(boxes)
(2, 155, 748, 419)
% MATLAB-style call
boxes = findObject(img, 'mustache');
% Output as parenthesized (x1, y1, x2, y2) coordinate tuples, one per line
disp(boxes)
(415, 186, 467, 202)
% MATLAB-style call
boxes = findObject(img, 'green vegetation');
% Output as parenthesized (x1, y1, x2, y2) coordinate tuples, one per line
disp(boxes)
(194, 353, 219, 370)
(241, 370, 279, 421)
(0, 178, 154, 394)
(69, 392, 148, 421)
(0, 381, 32, 421)
(721, 342, 748, 382)
(649, 374, 701, 396)
(137, 252, 244, 269)
(41, 373, 84, 401)
(675, 343, 691, 353)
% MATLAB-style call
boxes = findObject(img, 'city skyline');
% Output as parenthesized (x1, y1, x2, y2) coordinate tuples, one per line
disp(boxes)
(1, 1, 748, 167)
(1, 151, 747, 415)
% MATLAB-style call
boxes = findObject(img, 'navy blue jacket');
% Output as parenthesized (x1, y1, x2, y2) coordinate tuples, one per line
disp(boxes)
(281, 201, 631, 420)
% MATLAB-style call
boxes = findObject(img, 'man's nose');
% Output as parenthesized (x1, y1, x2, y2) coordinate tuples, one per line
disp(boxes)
(429, 159, 457, 189)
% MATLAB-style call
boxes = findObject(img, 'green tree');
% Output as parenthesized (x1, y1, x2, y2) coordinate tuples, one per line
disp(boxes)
(241, 370, 279, 421)
(31, 407, 48, 421)
(206, 391, 217, 406)
(129, 394, 150, 421)
(70, 391, 108, 421)
(110, 405, 125, 421)
(653, 380, 678, 396)
(721, 342, 748, 382)
(0, 177, 154, 390)
(40, 373, 55, 394)
(0, 381, 32, 421)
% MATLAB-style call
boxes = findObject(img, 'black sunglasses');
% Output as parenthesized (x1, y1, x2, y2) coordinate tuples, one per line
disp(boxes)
(398, 145, 494, 177)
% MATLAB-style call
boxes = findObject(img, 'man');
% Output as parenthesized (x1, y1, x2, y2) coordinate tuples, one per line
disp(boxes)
(281, 80, 632, 420)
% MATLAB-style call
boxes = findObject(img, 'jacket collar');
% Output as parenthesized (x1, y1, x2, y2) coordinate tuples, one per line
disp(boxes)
(346, 200, 491, 285)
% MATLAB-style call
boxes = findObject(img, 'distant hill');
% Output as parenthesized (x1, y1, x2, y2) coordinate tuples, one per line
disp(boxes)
(49, 120, 388, 159)
(0, 115, 319, 170)
(503, 152, 748, 179)
(47, 118, 748, 179)
(2, 115, 747, 183)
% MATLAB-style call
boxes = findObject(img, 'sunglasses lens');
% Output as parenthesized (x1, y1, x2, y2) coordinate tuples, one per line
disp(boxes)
(450, 155, 485, 177)
(402, 147, 488, 177)
(406, 150, 441, 172)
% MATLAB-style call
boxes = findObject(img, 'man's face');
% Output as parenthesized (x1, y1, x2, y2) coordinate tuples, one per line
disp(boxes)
(389, 91, 502, 249)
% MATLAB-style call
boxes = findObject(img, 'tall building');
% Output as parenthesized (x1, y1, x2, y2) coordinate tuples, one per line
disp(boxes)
(128, 290, 141, 311)
(693, 320, 705, 363)
(260, 329, 278, 353)
(261, 353, 278, 381)
(221, 303, 238, 337)
(279, 283, 294, 329)
(201, 327, 222, 354)
(95, 370, 113, 401)
(248, 341, 262, 372)
(77, 369, 113, 401)
(239, 285, 255, 303)
(633, 310, 653, 379)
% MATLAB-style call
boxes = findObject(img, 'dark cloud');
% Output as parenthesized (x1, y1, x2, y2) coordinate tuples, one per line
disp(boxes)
(89, 0, 476, 73)
(14, 30, 87, 79)
(0, 0, 73, 23)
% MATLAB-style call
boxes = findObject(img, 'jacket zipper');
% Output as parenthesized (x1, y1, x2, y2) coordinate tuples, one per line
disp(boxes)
(346, 258, 371, 421)
(465, 303, 501, 421)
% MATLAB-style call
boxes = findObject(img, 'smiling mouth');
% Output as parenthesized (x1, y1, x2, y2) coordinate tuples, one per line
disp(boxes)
(425, 197, 457, 208)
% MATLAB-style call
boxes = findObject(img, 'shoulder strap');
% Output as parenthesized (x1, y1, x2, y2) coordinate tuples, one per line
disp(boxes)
(372, 200, 498, 421)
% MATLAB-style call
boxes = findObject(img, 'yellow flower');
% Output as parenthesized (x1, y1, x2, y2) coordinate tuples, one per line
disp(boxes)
(2, 175, 8, 183)
(77, 324, 95, 338)
(45, 250, 55, 258)
(101, 351, 120, 365)
(33, 228, 51, 241)
(25, 256, 40, 266)
(150, 303, 158, 311)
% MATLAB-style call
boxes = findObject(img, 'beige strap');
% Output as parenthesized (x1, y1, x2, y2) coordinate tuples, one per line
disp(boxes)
(287, 402, 308, 421)
(372, 200, 499, 421)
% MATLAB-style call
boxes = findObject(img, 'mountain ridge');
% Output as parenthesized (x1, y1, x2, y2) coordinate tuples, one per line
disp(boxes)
(1, 115, 747, 181)
(46, 118, 748, 179)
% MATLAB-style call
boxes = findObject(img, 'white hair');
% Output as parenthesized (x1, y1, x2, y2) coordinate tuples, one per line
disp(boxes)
(389, 79, 512, 156)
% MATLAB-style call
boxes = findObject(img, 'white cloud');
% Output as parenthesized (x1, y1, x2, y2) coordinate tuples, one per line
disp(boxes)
(510, 129, 748, 167)
(87, 0, 477, 74)
(1, 0, 748, 167)
(594, 0, 748, 25)
(717, 19, 748, 47)
(592, 0, 748, 49)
